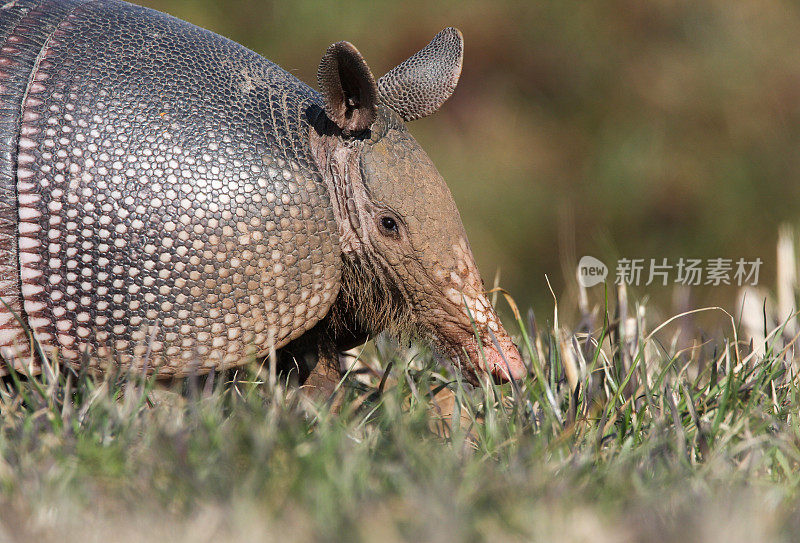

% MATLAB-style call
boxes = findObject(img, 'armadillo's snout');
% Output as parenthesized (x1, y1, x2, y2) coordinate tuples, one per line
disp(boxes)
(482, 333, 526, 383)
(468, 296, 528, 383)
(440, 289, 529, 384)
(452, 318, 528, 384)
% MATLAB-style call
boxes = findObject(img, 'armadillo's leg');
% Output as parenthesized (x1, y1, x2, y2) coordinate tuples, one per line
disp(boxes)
(301, 345, 345, 412)
(302, 331, 374, 413)
(277, 323, 345, 412)
(278, 308, 371, 412)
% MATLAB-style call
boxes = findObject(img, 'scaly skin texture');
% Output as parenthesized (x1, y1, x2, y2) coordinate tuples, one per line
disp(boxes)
(0, 0, 526, 388)
(377, 28, 464, 123)
(0, 0, 340, 373)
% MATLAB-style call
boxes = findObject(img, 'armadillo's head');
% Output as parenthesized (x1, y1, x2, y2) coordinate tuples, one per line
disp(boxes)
(309, 29, 526, 384)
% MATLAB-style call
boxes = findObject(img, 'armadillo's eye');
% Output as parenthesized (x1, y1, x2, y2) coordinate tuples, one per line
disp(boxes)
(379, 215, 399, 236)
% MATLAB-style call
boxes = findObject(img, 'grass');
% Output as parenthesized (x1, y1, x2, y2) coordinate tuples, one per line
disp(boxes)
(2, 266, 800, 542)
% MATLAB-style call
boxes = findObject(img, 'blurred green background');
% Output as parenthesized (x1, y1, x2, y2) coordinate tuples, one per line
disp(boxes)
(137, 0, 800, 320)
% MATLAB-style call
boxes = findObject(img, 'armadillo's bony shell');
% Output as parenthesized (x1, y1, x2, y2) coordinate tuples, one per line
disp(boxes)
(0, 0, 341, 375)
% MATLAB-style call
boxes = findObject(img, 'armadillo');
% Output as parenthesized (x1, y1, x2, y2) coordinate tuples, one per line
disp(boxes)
(0, 0, 526, 387)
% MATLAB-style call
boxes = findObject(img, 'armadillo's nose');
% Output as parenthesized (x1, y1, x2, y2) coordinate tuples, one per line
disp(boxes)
(482, 333, 527, 383)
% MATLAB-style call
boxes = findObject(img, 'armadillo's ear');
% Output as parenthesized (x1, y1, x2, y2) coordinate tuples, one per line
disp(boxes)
(318, 41, 379, 134)
(377, 27, 464, 122)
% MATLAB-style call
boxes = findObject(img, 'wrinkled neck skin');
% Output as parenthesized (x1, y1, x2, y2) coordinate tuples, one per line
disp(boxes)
(308, 112, 416, 343)
(307, 107, 525, 384)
